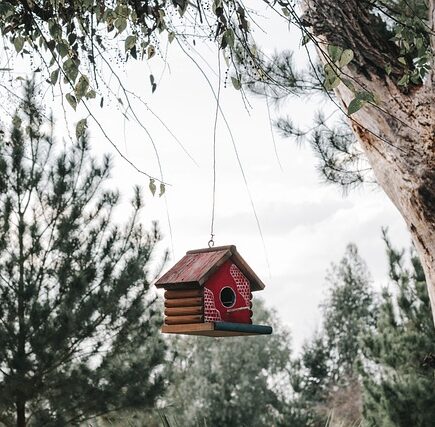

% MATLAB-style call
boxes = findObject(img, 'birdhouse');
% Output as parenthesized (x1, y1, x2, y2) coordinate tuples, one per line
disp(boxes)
(155, 245, 272, 337)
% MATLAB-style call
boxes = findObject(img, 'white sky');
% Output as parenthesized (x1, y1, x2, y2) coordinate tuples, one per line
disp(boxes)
(1, 7, 411, 349)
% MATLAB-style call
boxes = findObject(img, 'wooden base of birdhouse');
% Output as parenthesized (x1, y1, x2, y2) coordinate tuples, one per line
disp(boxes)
(161, 321, 272, 337)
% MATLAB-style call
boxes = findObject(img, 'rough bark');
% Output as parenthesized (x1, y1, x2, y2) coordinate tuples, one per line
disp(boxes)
(302, 0, 435, 321)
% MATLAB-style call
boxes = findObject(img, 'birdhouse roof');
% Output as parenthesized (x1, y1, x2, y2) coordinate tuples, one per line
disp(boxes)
(155, 245, 265, 291)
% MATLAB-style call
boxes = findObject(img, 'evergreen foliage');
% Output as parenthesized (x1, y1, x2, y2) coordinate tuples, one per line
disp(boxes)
(0, 80, 166, 427)
(291, 244, 374, 426)
(239, 0, 432, 189)
(361, 231, 435, 426)
(291, 238, 435, 426)
(322, 244, 376, 382)
(161, 299, 296, 427)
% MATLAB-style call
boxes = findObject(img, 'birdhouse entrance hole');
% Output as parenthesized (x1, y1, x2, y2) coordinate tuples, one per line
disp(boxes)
(220, 287, 236, 308)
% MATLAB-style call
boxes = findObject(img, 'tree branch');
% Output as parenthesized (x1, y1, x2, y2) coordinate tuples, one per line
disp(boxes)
(302, 0, 404, 78)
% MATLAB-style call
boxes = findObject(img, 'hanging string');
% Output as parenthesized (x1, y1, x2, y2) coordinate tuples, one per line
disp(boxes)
(209, 51, 222, 248)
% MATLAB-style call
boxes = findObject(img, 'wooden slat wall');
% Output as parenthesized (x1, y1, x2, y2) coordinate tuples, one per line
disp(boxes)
(165, 315, 204, 325)
(164, 288, 204, 325)
(165, 306, 203, 316)
(165, 289, 202, 299)
(165, 296, 203, 308)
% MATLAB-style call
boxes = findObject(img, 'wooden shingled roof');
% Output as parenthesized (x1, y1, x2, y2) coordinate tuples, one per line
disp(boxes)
(155, 245, 265, 291)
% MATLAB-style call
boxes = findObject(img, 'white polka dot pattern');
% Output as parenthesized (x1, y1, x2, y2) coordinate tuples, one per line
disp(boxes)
(230, 264, 251, 306)
(204, 287, 221, 322)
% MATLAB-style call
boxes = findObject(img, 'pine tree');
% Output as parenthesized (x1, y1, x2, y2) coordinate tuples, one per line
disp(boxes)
(0, 80, 166, 427)
(322, 244, 376, 382)
(161, 299, 295, 427)
(290, 333, 331, 426)
(292, 244, 375, 426)
(361, 231, 435, 426)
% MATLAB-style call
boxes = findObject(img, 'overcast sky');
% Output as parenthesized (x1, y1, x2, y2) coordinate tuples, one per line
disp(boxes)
(1, 7, 411, 349)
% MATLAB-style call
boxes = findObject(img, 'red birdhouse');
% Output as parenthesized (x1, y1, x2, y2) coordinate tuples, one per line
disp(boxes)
(155, 245, 272, 337)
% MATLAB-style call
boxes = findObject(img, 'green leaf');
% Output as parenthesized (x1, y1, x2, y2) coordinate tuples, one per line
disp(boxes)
(149, 179, 156, 196)
(224, 29, 235, 48)
(76, 118, 87, 139)
(324, 75, 341, 91)
(12, 115, 22, 128)
(159, 183, 165, 197)
(212, 0, 223, 15)
(149, 74, 157, 93)
(147, 45, 155, 59)
(385, 63, 392, 76)
(125, 35, 137, 52)
(282, 7, 290, 17)
(301, 34, 310, 46)
(66, 93, 77, 110)
(168, 32, 175, 43)
(48, 21, 62, 39)
(14, 36, 25, 53)
(328, 45, 343, 63)
(398, 57, 407, 65)
(355, 91, 375, 103)
(348, 97, 365, 115)
(323, 63, 340, 90)
(56, 41, 69, 58)
(231, 76, 241, 90)
(63, 58, 79, 83)
(324, 63, 337, 78)
(75, 75, 89, 99)
(114, 17, 127, 34)
(86, 90, 97, 99)
(397, 74, 409, 86)
(339, 49, 354, 67)
(341, 78, 356, 92)
(50, 69, 60, 85)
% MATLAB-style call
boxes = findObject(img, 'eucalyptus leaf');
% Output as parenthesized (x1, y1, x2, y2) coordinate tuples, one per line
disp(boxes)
(339, 49, 354, 67)
(159, 183, 165, 197)
(328, 45, 343, 63)
(63, 58, 79, 83)
(301, 34, 310, 46)
(50, 69, 60, 85)
(125, 35, 136, 52)
(348, 97, 365, 115)
(231, 76, 241, 90)
(56, 41, 69, 58)
(66, 93, 77, 111)
(75, 75, 89, 99)
(397, 74, 409, 86)
(114, 17, 127, 34)
(76, 118, 87, 139)
(147, 45, 156, 59)
(224, 29, 235, 48)
(324, 75, 341, 91)
(14, 36, 24, 53)
(86, 90, 96, 99)
(149, 179, 156, 196)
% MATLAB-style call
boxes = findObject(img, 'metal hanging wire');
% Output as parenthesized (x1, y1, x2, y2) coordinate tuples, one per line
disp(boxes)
(209, 51, 222, 248)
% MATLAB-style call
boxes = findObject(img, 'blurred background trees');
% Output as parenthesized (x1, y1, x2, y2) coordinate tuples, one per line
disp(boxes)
(0, 80, 167, 426)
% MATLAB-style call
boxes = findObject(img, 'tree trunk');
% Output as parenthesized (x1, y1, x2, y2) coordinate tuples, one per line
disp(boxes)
(302, 0, 435, 321)
(16, 400, 25, 427)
